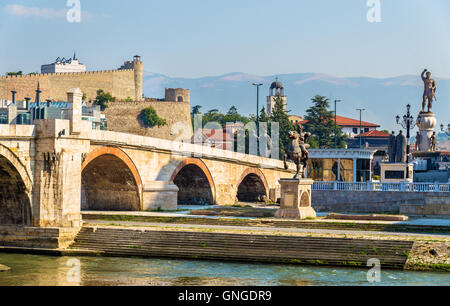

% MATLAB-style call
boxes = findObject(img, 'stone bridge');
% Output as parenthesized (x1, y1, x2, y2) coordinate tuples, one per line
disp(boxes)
(0, 89, 294, 228)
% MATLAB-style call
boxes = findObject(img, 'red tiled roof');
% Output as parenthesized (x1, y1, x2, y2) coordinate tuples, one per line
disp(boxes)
(296, 120, 309, 125)
(295, 115, 379, 128)
(335, 115, 380, 128)
(193, 129, 233, 142)
(355, 130, 390, 138)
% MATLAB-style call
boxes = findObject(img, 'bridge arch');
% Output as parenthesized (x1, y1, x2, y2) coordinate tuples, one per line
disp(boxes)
(81, 147, 143, 211)
(170, 158, 216, 205)
(0, 144, 32, 225)
(236, 168, 269, 203)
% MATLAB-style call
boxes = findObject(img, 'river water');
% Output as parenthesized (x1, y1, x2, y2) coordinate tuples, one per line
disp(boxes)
(0, 253, 448, 286)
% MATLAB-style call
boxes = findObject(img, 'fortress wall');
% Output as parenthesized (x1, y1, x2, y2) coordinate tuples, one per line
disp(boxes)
(0, 69, 136, 102)
(105, 101, 193, 141)
(111, 69, 136, 100)
(0, 74, 52, 101)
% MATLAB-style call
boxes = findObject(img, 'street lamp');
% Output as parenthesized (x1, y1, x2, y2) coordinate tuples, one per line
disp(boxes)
(252, 83, 263, 124)
(252, 83, 263, 156)
(334, 100, 342, 148)
(395, 104, 416, 163)
(356, 108, 366, 149)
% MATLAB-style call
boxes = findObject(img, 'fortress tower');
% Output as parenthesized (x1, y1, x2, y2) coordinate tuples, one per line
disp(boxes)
(164, 88, 190, 103)
(133, 55, 143, 101)
(119, 55, 143, 101)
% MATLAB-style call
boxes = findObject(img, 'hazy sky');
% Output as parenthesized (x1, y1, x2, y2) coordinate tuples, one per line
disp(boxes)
(1, 0, 450, 78)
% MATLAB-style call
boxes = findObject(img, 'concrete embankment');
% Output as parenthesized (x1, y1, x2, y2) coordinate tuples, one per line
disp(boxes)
(82, 213, 450, 234)
(70, 226, 413, 270)
(0, 225, 80, 249)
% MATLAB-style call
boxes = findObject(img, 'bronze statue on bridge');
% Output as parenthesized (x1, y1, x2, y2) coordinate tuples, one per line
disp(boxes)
(284, 124, 311, 179)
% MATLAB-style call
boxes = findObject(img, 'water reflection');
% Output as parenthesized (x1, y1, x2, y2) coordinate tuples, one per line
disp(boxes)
(0, 253, 448, 286)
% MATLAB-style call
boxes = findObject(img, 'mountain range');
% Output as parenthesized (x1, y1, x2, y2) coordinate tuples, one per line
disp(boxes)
(142, 71, 450, 135)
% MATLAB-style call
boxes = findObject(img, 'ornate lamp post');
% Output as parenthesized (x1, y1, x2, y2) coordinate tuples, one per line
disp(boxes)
(396, 104, 416, 163)
(440, 123, 450, 136)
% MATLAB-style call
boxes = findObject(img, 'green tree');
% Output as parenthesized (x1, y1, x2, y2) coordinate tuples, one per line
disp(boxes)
(303, 95, 347, 149)
(191, 105, 203, 115)
(223, 106, 250, 126)
(259, 107, 269, 123)
(124, 97, 134, 102)
(139, 106, 167, 128)
(269, 94, 292, 159)
(203, 109, 222, 125)
(6, 71, 22, 76)
(94, 89, 116, 111)
(191, 105, 203, 130)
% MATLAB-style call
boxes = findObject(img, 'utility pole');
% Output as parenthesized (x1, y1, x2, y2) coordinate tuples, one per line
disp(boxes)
(252, 83, 263, 156)
(334, 100, 341, 148)
(356, 108, 366, 149)
(252, 83, 263, 123)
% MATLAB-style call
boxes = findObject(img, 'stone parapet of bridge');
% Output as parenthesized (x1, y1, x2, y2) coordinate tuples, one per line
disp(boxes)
(88, 129, 289, 171)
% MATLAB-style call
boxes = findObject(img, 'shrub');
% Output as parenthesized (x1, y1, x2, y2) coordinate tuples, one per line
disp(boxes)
(139, 107, 167, 128)
(94, 89, 116, 111)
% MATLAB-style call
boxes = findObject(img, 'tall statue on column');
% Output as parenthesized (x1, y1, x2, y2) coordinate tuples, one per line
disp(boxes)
(421, 69, 437, 113)
(416, 69, 438, 152)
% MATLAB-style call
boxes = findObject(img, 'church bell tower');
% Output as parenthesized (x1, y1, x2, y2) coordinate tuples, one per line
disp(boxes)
(266, 77, 287, 116)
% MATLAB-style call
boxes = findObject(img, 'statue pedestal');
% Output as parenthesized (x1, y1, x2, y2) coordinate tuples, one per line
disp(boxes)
(380, 163, 414, 183)
(275, 179, 316, 219)
(417, 112, 437, 152)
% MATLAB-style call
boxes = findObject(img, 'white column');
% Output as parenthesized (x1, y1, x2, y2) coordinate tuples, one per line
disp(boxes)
(67, 88, 83, 135)
(353, 158, 357, 183)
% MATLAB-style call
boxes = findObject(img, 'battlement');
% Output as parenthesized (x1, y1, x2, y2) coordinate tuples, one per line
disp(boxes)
(0, 56, 143, 102)
(0, 69, 135, 80)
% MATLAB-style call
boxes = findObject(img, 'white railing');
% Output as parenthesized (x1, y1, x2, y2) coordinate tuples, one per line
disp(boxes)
(312, 181, 450, 193)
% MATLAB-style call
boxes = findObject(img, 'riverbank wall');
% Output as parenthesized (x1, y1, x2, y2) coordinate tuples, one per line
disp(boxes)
(312, 191, 450, 216)
(0, 226, 79, 249)
(70, 226, 413, 270)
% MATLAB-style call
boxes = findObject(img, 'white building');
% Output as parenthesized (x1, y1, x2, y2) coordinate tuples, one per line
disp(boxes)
(334, 115, 380, 138)
(41, 53, 86, 74)
(299, 115, 380, 138)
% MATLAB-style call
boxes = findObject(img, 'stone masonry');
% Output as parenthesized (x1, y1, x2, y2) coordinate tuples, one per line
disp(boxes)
(0, 57, 143, 102)
(0, 88, 296, 229)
